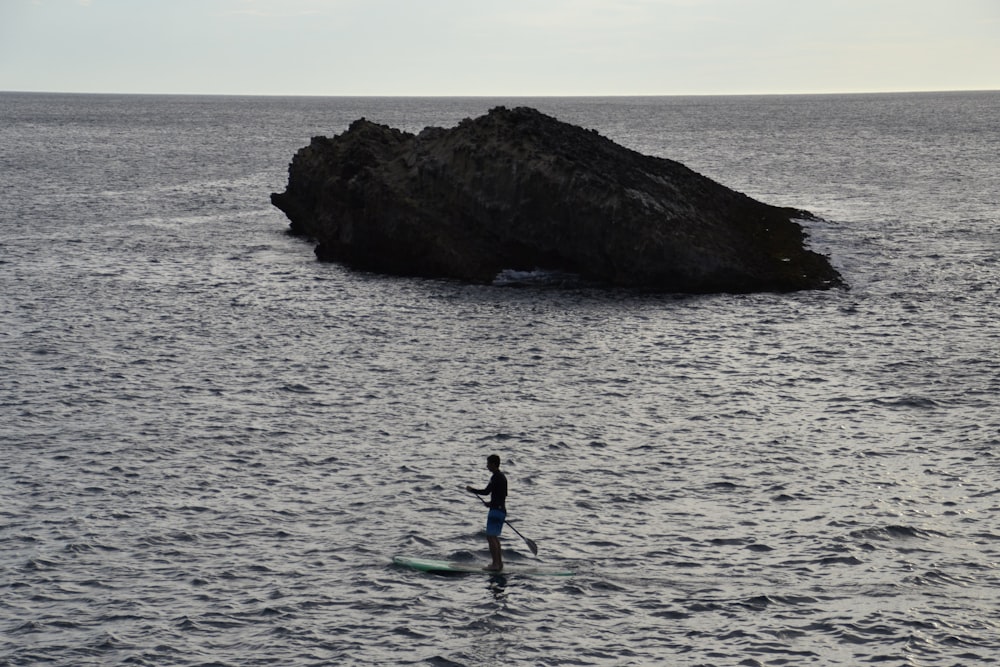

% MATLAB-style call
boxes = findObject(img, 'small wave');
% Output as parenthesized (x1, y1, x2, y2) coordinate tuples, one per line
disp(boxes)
(91, 631, 130, 651)
(391, 624, 433, 640)
(972, 531, 1000, 541)
(302, 455, 339, 466)
(10, 620, 44, 635)
(873, 395, 941, 409)
(740, 593, 820, 610)
(850, 525, 946, 541)
(174, 616, 205, 632)
(404, 534, 435, 548)
(816, 555, 865, 566)
(492, 268, 592, 287)
(836, 621, 900, 642)
(705, 481, 744, 491)
(480, 432, 517, 442)
(905, 569, 978, 587)
(23, 556, 62, 571)
(281, 383, 315, 393)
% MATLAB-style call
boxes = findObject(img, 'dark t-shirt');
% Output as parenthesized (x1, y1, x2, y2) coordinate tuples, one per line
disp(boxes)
(484, 471, 507, 511)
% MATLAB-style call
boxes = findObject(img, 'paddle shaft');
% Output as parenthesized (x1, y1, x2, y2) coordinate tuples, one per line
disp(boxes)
(469, 491, 538, 556)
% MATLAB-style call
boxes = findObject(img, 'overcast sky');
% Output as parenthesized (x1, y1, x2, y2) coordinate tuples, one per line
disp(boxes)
(2, 0, 998, 96)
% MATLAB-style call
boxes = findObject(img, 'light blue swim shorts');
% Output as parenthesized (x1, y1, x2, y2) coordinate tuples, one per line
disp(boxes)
(486, 508, 506, 537)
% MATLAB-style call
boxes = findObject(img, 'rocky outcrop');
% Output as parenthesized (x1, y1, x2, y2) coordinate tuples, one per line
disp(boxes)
(271, 106, 843, 293)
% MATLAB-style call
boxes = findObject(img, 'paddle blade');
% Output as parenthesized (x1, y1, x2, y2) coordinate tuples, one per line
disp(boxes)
(524, 536, 539, 556)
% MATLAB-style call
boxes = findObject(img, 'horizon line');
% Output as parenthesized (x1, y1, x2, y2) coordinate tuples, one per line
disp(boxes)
(2, 88, 998, 99)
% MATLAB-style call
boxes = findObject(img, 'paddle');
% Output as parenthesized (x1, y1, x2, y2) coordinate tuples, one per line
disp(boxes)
(468, 491, 539, 556)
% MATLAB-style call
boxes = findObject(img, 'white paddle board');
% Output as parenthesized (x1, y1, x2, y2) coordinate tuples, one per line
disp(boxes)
(393, 556, 574, 577)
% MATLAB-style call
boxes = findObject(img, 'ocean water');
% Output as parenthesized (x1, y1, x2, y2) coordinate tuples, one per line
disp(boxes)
(1, 91, 998, 666)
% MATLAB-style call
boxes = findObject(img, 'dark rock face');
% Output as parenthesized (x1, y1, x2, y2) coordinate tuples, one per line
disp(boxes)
(271, 106, 843, 293)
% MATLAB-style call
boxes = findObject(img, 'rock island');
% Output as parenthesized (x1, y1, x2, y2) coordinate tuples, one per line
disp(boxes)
(271, 106, 843, 293)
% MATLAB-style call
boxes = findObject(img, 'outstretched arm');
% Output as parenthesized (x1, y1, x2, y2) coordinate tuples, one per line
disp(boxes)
(466, 479, 493, 495)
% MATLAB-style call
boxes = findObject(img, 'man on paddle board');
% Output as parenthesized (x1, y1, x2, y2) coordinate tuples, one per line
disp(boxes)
(466, 454, 507, 571)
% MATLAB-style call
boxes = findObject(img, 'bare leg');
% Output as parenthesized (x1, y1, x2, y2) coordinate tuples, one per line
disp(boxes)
(486, 536, 503, 570)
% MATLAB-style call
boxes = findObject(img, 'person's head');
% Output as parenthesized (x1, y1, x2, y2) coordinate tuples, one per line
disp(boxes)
(487, 454, 501, 471)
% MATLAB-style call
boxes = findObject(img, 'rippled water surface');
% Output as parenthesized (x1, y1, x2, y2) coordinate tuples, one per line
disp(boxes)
(2, 92, 999, 666)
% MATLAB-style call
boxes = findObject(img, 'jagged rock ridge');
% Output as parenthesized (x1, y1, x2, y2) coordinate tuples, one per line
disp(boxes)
(271, 106, 843, 293)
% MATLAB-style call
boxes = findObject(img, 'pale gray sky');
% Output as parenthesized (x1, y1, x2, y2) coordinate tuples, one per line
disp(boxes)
(2, 0, 998, 96)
